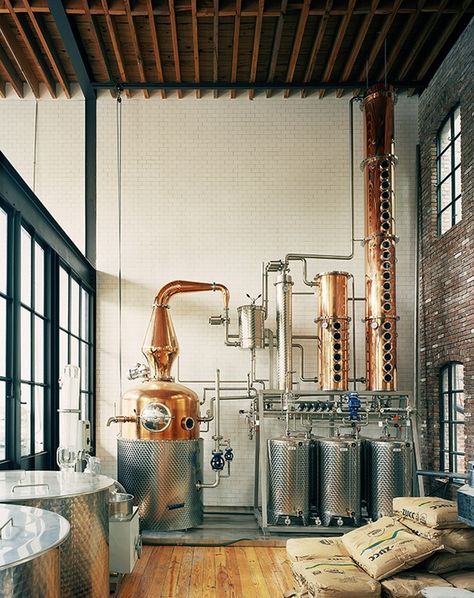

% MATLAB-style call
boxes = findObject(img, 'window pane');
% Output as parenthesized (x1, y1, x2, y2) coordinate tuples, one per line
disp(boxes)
(442, 395, 449, 421)
(81, 288, 89, 342)
(34, 316, 44, 384)
(442, 368, 449, 392)
(0, 208, 7, 294)
(443, 424, 450, 448)
(34, 243, 44, 315)
(453, 364, 464, 390)
(20, 383, 31, 456)
(70, 279, 80, 337)
(454, 106, 461, 137)
(439, 119, 452, 152)
(81, 342, 89, 391)
(60, 268, 69, 329)
(456, 454, 465, 474)
(0, 381, 5, 460)
(439, 177, 452, 210)
(21, 228, 31, 306)
(70, 337, 79, 368)
(440, 208, 451, 235)
(34, 386, 44, 454)
(454, 393, 465, 422)
(59, 330, 68, 372)
(454, 166, 461, 198)
(454, 136, 461, 167)
(439, 150, 451, 181)
(454, 424, 465, 454)
(0, 298, 5, 378)
(454, 199, 462, 224)
(21, 308, 31, 381)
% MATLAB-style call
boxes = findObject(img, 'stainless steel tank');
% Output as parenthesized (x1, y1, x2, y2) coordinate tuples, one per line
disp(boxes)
(118, 437, 203, 531)
(0, 504, 69, 598)
(0, 471, 113, 598)
(268, 436, 311, 525)
(237, 304, 265, 349)
(366, 437, 413, 520)
(318, 436, 362, 526)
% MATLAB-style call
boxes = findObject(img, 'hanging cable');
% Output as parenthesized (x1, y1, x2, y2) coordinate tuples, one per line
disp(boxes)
(116, 86, 123, 409)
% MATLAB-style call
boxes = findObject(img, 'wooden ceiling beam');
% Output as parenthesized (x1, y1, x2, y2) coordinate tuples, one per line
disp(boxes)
(335, 0, 379, 98)
(23, 1, 71, 98)
(301, 0, 332, 98)
(100, 0, 130, 97)
(3, 0, 56, 96)
(190, 0, 200, 98)
(82, 0, 115, 97)
(0, 15, 39, 96)
(0, 39, 23, 96)
(229, 0, 241, 99)
(266, 0, 287, 98)
(319, 0, 356, 98)
(168, 0, 182, 98)
(248, 0, 264, 100)
(0, 77, 5, 98)
(283, 0, 310, 99)
(146, 0, 166, 99)
(124, 0, 149, 98)
(213, 0, 218, 98)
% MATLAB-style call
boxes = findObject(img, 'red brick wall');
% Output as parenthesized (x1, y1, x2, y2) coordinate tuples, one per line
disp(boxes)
(418, 19, 473, 478)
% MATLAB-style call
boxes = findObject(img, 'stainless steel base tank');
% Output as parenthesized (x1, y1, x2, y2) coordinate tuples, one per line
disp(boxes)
(0, 504, 69, 598)
(118, 437, 203, 531)
(318, 436, 362, 526)
(366, 437, 413, 520)
(0, 471, 113, 598)
(268, 436, 311, 525)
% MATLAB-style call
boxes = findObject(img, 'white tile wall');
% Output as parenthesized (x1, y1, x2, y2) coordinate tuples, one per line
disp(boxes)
(0, 91, 419, 506)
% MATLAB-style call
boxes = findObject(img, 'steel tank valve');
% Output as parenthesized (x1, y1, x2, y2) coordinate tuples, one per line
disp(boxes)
(224, 447, 234, 462)
(210, 450, 225, 471)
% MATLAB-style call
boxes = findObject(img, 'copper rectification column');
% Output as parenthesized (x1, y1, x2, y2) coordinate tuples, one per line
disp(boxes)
(362, 84, 398, 391)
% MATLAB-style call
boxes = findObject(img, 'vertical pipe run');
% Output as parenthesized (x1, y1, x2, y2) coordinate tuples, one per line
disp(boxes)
(362, 84, 398, 391)
(275, 271, 293, 402)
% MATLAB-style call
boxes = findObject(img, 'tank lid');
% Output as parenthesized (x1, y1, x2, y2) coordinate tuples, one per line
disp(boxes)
(0, 471, 114, 502)
(0, 503, 69, 570)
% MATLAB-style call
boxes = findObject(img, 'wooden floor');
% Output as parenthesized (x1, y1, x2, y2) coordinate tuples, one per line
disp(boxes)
(116, 545, 295, 598)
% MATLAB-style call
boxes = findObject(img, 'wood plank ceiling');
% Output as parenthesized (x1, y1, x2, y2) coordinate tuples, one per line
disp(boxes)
(0, 0, 471, 99)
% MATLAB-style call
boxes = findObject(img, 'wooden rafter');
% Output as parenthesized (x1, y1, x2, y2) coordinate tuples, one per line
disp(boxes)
(190, 0, 200, 98)
(0, 15, 39, 97)
(100, 0, 130, 97)
(335, 0, 379, 98)
(301, 0, 332, 98)
(283, 0, 310, 99)
(213, 0, 218, 98)
(248, 0, 264, 100)
(319, 0, 356, 98)
(82, 0, 115, 97)
(397, 0, 449, 81)
(23, 1, 70, 97)
(266, 0, 288, 99)
(124, 0, 149, 98)
(229, 0, 241, 99)
(146, 0, 166, 99)
(0, 77, 5, 98)
(168, 0, 183, 98)
(3, 0, 56, 97)
(0, 40, 23, 96)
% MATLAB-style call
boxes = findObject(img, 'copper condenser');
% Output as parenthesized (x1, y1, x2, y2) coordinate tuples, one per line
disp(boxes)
(108, 280, 230, 531)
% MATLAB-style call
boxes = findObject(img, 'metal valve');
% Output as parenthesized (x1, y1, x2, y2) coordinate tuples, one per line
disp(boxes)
(210, 450, 225, 471)
(209, 315, 227, 326)
(128, 363, 150, 380)
(224, 447, 234, 462)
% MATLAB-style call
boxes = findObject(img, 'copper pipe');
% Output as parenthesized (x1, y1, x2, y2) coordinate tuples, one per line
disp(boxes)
(106, 415, 136, 427)
(143, 280, 230, 380)
(362, 84, 398, 391)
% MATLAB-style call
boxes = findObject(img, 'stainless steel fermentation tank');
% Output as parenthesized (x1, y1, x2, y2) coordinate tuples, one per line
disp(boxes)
(366, 437, 413, 520)
(109, 280, 230, 532)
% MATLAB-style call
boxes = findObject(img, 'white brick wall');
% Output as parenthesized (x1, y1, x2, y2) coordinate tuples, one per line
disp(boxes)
(0, 91, 418, 507)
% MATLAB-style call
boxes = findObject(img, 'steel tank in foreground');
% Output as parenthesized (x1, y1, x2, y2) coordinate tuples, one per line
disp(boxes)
(318, 436, 362, 526)
(366, 437, 412, 520)
(267, 436, 311, 525)
(0, 471, 113, 598)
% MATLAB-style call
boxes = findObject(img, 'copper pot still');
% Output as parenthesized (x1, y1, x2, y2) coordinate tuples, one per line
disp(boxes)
(112, 280, 230, 440)
(362, 84, 398, 391)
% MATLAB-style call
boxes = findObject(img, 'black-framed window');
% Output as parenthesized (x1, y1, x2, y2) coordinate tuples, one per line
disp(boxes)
(0, 206, 8, 462)
(436, 105, 461, 235)
(440, 362, 464, 473)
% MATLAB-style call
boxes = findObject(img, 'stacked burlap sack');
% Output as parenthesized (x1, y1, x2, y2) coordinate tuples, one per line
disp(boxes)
(287, 497, 474, 598)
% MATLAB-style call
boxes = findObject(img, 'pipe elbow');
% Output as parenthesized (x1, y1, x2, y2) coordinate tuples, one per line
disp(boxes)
(106, 416, 118, 427)
(106, 415, 136, 427)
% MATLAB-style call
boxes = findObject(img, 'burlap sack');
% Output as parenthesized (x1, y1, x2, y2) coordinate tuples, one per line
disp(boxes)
(291, 557, 381, 598)
(443, 571, 474, 591)
(393, 497, 463, 529)
(401, 518, 474, 552)
(424, 551, 474, 574)
(381, 570, 452, 597)
(286, 537, 348, 562)
(342, 516, 441, 580)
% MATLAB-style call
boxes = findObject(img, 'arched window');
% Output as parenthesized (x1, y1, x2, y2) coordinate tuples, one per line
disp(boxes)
(440, 362, 465, 473)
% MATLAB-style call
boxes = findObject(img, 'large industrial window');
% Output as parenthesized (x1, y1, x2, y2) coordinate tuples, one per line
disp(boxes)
(436, 105, 461, 235)
(0, 153, 95, 470)
(440, 362, 465, 473)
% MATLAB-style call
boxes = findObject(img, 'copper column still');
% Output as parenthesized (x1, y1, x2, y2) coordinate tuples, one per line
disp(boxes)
(362, 84, 398, 391)
(314, 272, 351, 391)
(109, 280, 229, 531)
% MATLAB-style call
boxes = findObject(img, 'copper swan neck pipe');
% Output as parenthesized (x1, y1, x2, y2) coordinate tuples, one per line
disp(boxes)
(155, 280, 230, 308)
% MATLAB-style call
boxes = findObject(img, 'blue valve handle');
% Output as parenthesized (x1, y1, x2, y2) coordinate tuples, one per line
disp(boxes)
(347, 391, 361, 421)
(210, 450, 225, 471)
(224, 448, 234, 462)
